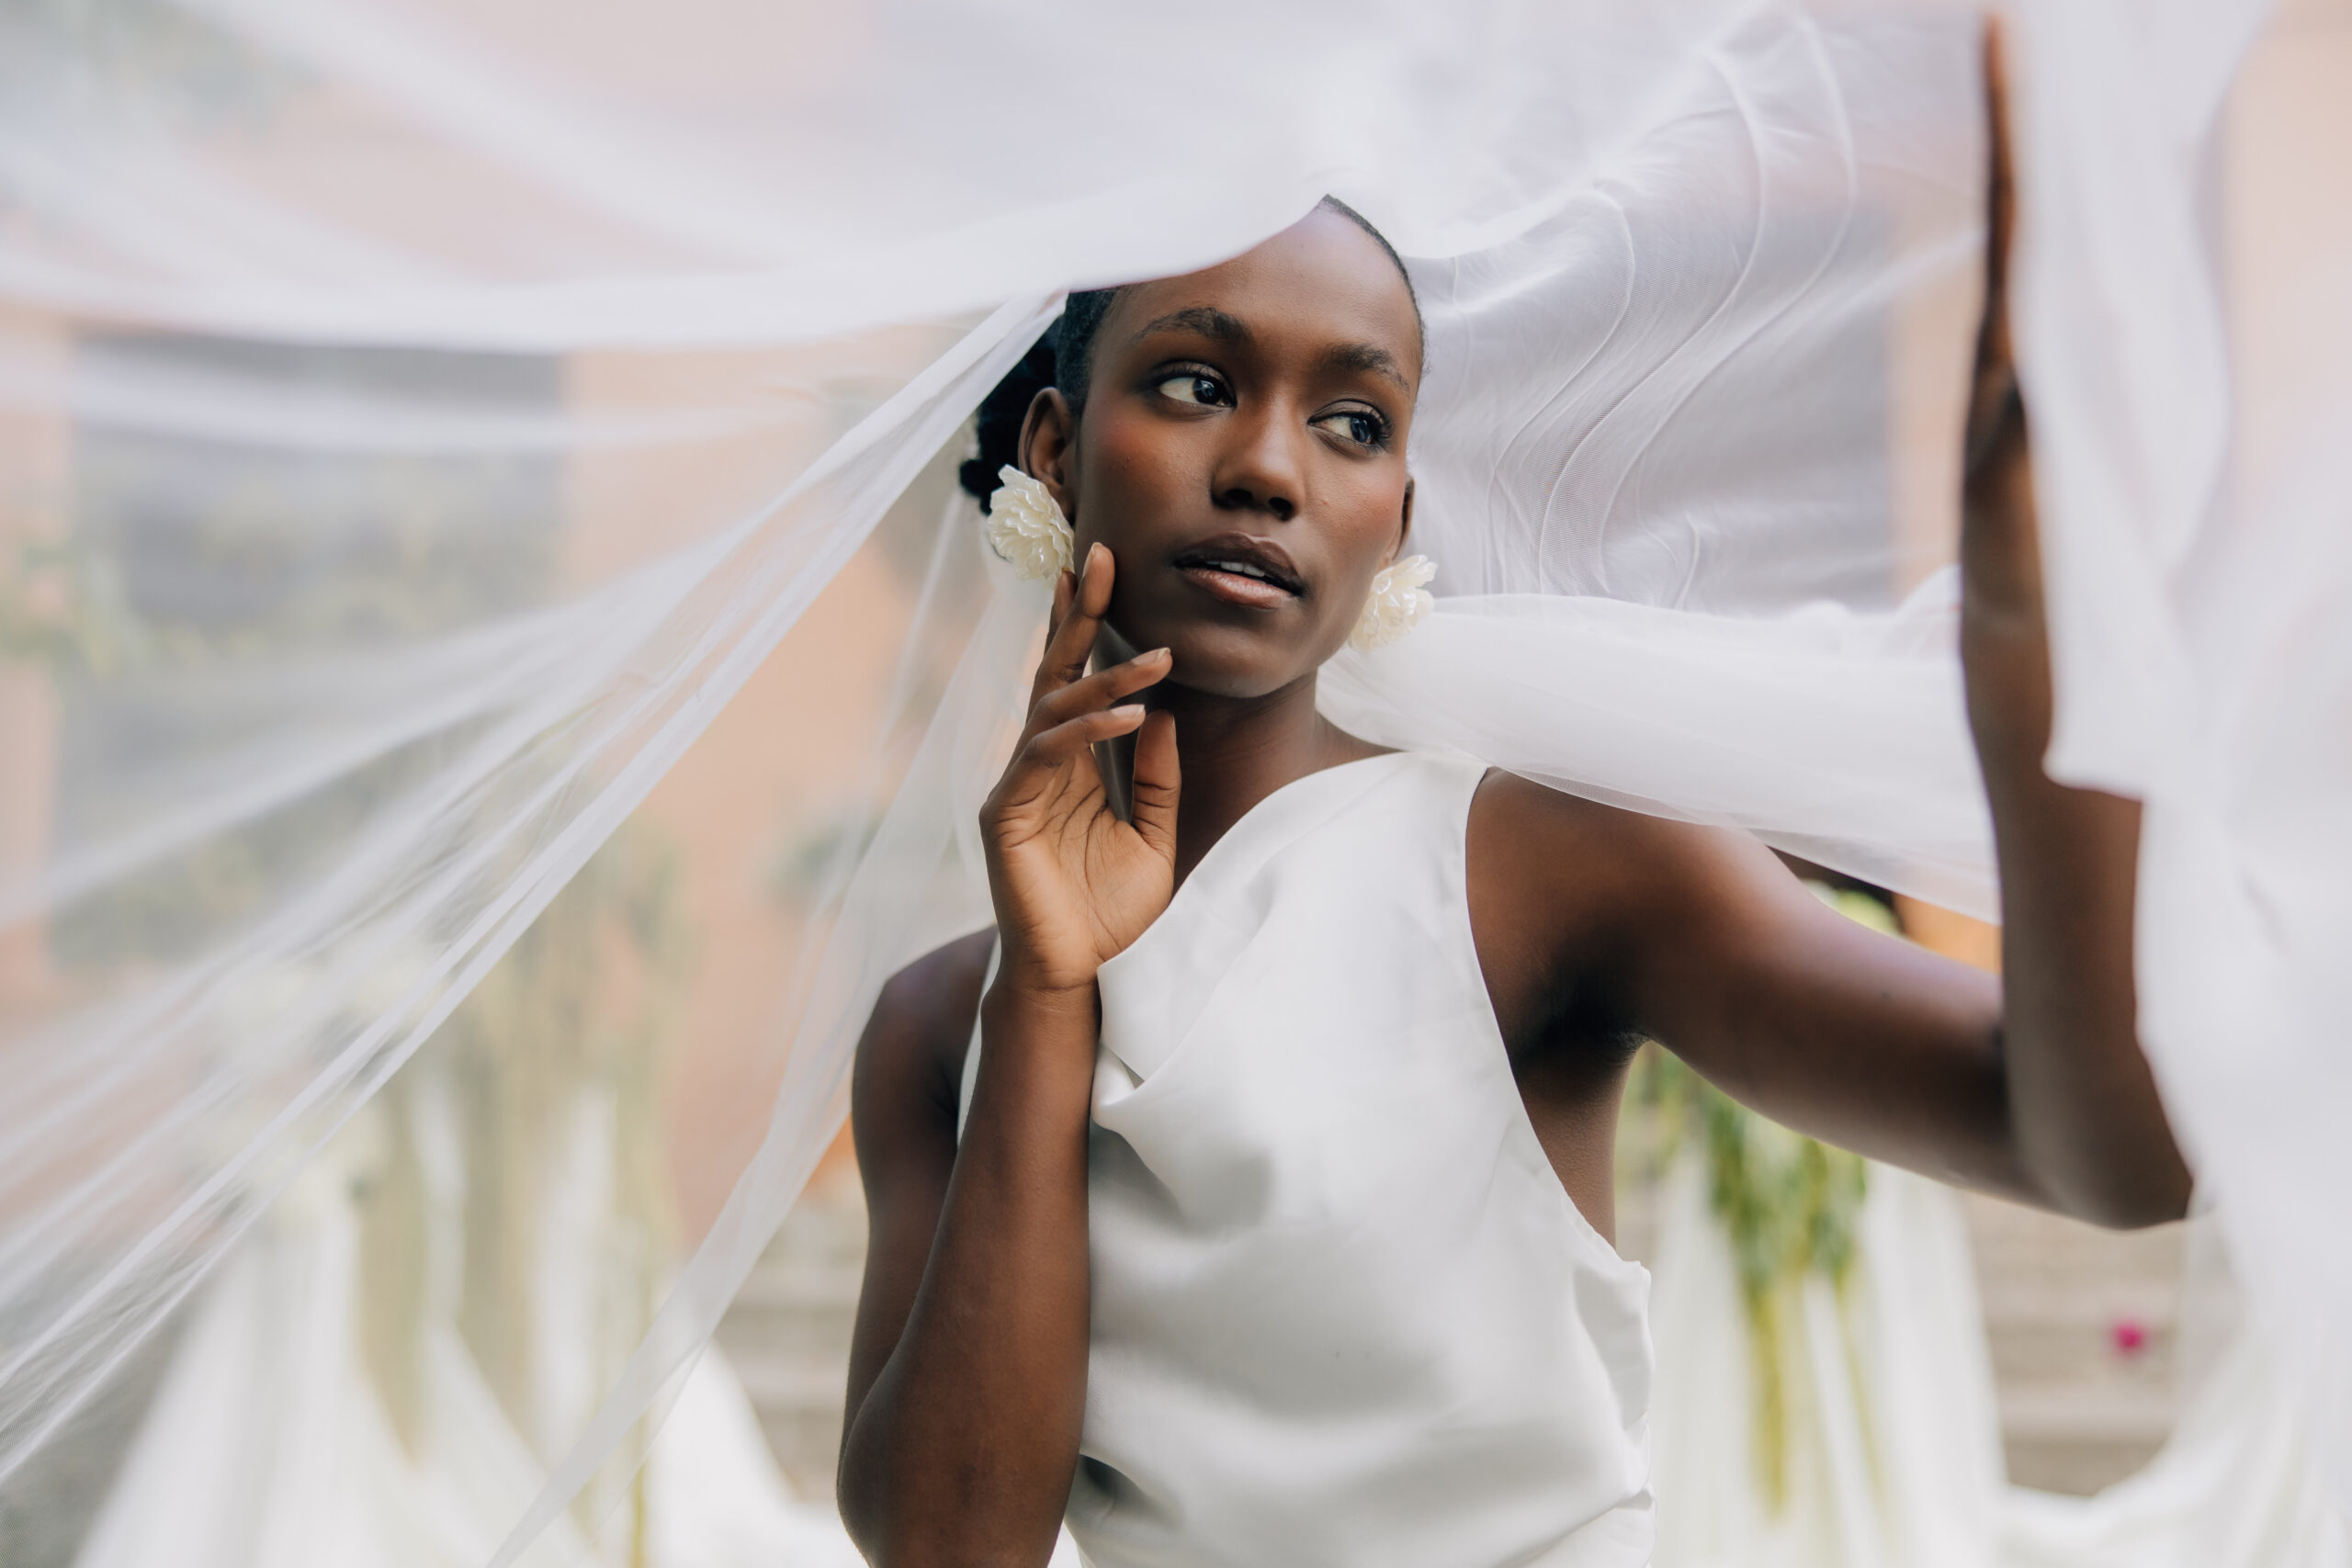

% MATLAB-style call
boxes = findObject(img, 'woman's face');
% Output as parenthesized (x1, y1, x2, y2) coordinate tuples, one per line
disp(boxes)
(1019, 208, 1422, 699)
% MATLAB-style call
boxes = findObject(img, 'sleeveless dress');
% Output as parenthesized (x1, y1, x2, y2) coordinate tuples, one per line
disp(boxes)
(958, 749, 1655, 1567)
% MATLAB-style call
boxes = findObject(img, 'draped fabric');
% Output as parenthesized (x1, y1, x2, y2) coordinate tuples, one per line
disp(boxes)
(1649, 1159, 2351, 1568)
(1, 0, 2346, 1558)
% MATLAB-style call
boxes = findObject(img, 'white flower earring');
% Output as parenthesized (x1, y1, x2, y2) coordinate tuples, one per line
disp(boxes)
(1348, 554, 1437, 650)
(984, 465, 1075, 581)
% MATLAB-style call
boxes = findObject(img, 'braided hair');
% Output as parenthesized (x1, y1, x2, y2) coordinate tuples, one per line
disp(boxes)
(959, 197, 1419, 513)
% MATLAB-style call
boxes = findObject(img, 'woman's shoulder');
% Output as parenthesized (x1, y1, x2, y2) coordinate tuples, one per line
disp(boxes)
(852, 927, 995, 1141)
(1467, 770, 1782, 963)
(1469, 768, 1685, 874)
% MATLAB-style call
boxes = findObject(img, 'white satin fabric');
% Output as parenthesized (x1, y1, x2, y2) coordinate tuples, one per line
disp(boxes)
(966, 751, 1654, 1568)
(1649, 1164, 2350, 1568)
(68, 1071, 863, 1568)
(2002, 1213, 2352, 1568)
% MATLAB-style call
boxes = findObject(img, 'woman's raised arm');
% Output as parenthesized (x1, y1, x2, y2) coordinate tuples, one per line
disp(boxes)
(1523, 24, 2182, 1222)
(1944, 28, 2190, 1226)
(1476, 29, 2188, 1232)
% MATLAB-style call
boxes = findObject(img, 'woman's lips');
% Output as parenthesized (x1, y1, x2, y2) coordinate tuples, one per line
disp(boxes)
(1170, 534, 1305, 610)
(1178, 564, 1299, 609)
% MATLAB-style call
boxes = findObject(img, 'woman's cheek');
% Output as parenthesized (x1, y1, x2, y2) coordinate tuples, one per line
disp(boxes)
(1082, 411, 1193, 539)
(1338, 475, 1409, 562)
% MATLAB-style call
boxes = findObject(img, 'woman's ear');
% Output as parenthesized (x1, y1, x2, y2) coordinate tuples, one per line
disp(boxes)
(1393, 475, 1416, 561)
(1018, 388, 1079, 523)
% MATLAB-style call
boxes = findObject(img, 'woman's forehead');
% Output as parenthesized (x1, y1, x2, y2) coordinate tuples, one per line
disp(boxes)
(1104, 210, 1422, 381)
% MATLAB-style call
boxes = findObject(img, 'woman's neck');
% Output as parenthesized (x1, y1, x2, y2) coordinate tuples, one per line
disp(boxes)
(1105, 671, 1389, 886)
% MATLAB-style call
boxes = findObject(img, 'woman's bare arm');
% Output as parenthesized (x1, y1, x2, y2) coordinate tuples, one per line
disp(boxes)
(1943, 28, 2189, 1225)
(1474, 781, 2041, 1206)
(836, 545, 1180, 1567)
(838, 931, 1099, 1568)
(1476, 761, 2183, 1228)
(1476, 31, 2188, 1231)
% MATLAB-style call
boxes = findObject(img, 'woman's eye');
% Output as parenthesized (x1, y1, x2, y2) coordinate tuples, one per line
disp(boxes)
(1156, 373, 1227, 407)
(1314, 410, 1386, 448)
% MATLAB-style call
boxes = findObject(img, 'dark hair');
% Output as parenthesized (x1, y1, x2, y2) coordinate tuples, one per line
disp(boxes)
(959, 197, 1420, 511)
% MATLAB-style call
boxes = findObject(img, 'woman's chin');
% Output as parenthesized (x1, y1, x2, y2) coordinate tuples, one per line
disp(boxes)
(1102, 598, 1333, 700)
(1154, 632, 1331, 703)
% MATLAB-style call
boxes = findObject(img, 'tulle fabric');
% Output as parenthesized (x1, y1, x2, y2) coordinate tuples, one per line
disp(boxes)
(1, 0, 2346, 1557)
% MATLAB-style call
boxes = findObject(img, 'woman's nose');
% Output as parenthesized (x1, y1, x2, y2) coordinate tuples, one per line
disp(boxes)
(1211, 405, 1302, 522)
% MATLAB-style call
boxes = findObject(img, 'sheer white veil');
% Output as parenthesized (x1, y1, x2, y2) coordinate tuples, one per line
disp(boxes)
(1, 0, 2346, 1555)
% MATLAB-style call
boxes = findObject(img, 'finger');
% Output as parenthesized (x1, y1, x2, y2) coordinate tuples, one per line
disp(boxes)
(1074, 539, 1113, 619)
(1019, 703, 1149, 768)
(1030, 647, 1171, 729)
(1966, 17, 2026, 478)
(1029, 559, 1089, 709)
(1028, 542, 1114, 709)
(1127, 710, 1182, 863)
(1982, 19, 2016, 321)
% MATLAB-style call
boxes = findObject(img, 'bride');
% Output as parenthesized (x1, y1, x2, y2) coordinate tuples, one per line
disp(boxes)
(834, 55, 2189, 1568)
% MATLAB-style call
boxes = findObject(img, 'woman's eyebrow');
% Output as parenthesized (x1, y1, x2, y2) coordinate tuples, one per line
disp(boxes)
(1319, 341, 1408, 391)
(1126, 307, 1408, 391)
(1128, 306, 1252, 348)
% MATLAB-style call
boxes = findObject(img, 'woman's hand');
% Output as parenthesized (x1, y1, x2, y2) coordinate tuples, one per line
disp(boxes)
(982, 541, 1182, 998)
(1960, 22, 2044, 687)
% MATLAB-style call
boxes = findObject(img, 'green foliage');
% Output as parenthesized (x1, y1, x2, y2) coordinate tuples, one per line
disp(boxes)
(29, 336, 563, 966)
(0, 536, 152, 674)
(0, 0, 304, 128)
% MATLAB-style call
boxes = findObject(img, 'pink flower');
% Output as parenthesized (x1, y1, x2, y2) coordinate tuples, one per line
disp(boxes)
(2110, 1317, 2149, 1355)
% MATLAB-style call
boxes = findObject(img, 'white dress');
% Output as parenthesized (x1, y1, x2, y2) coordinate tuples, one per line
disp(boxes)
(962, 749, 1656, 1567)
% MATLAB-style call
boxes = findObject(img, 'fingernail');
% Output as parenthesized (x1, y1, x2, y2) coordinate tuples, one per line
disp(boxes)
(1113, 704, 1145, 718)
(1147, 647, 1171, 662)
